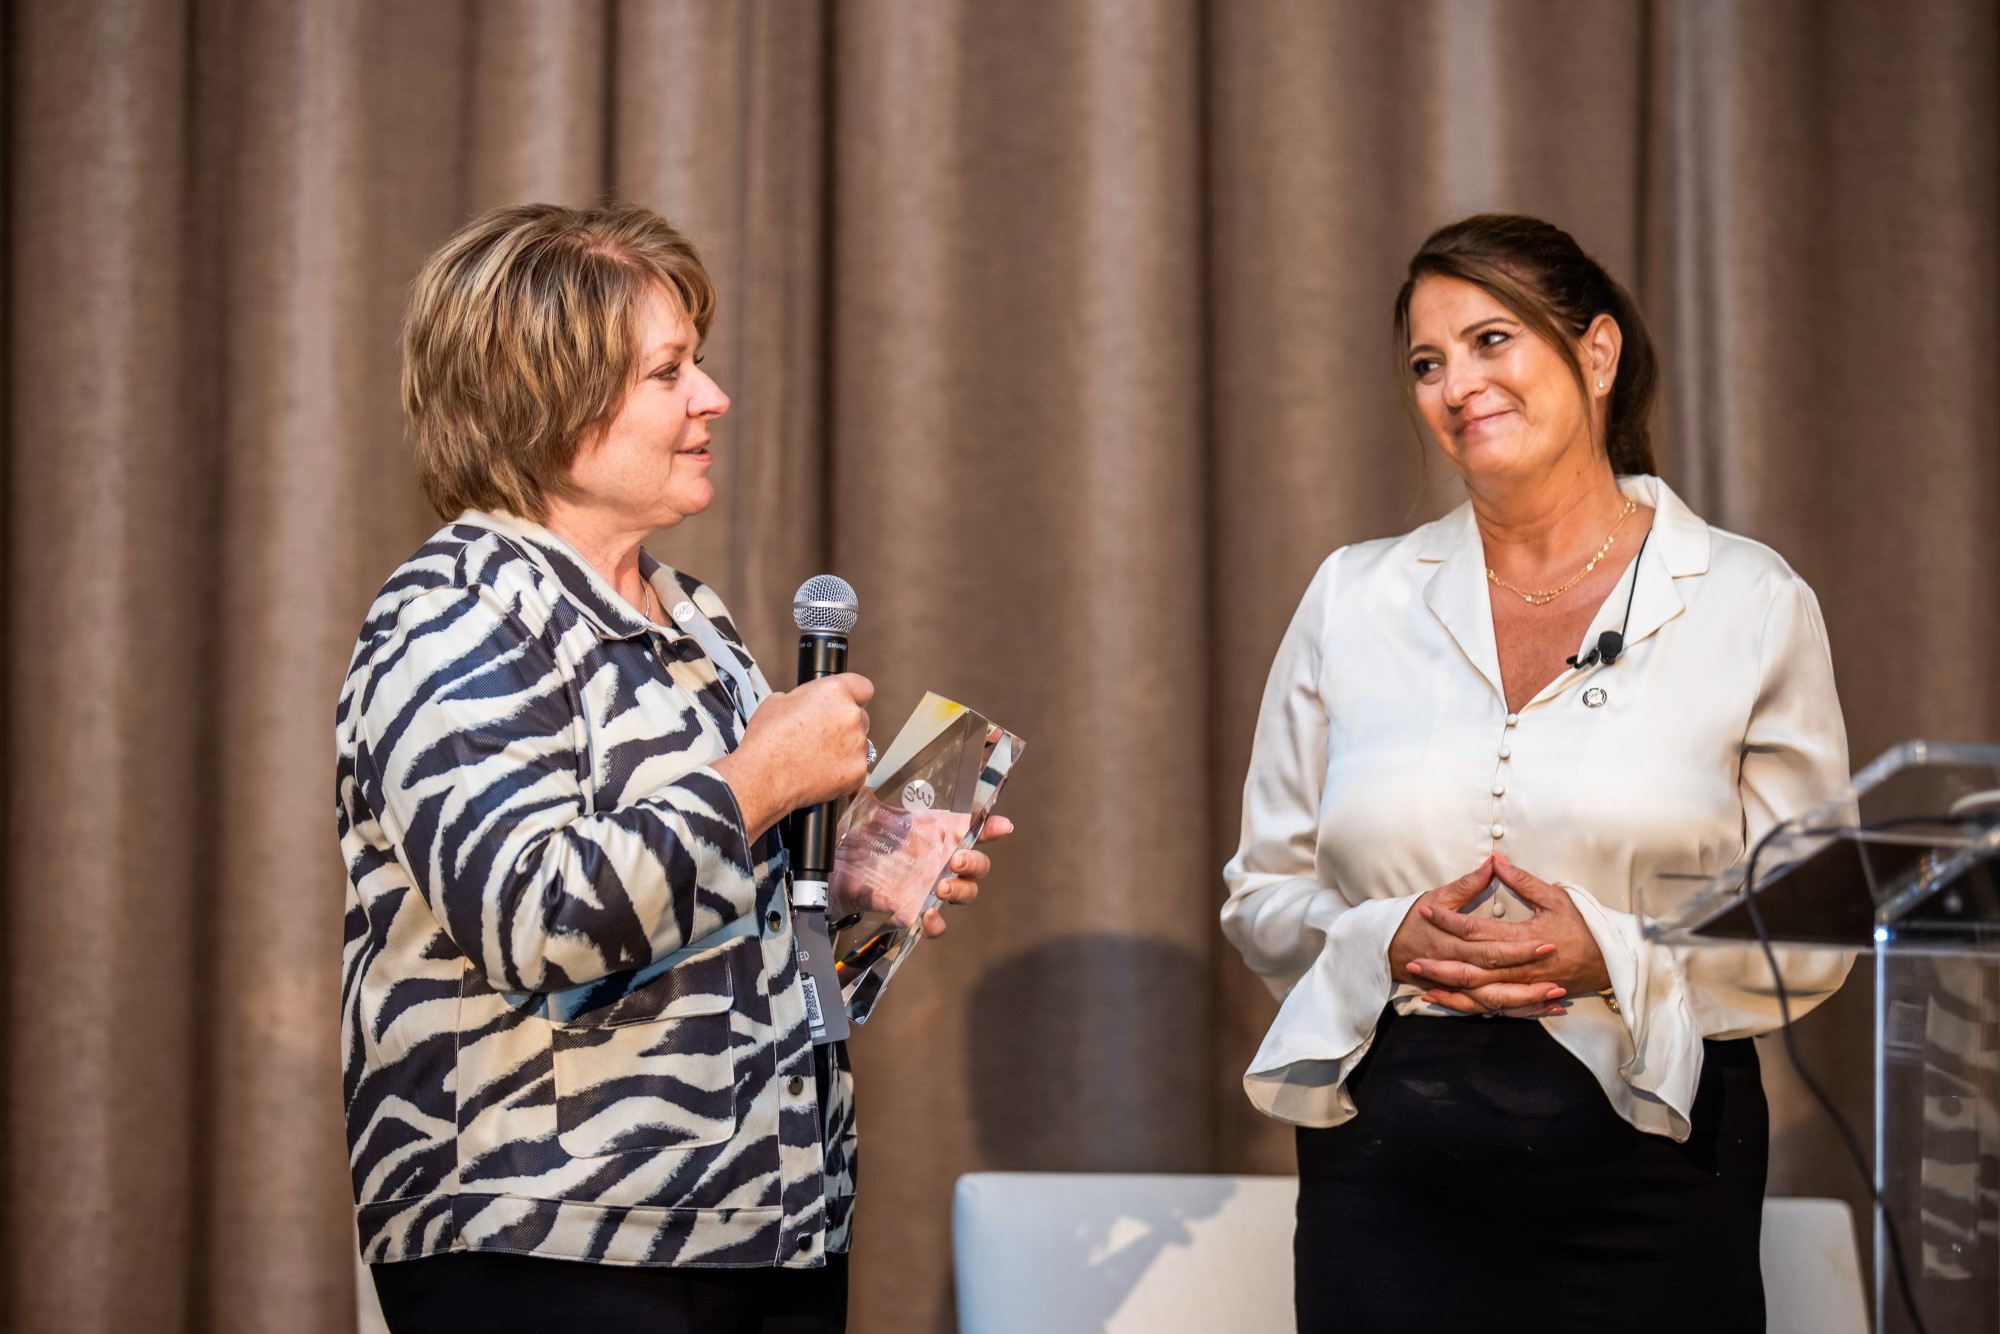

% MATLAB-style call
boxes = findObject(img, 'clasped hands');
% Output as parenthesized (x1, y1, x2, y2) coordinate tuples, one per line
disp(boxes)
(1386, 854, 1612, 1018)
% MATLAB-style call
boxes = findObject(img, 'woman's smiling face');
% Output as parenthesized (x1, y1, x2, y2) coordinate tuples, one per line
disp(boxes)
(562, 284, 731, 532)
(1404, 275, 1605, 490)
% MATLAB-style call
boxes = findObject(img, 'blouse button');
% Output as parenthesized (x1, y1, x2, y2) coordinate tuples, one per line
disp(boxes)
(1490, 822, 1506, 838)
(1492, 783, 1505, 797)
(1504, 712, 1520, 727)
(1498, 745, 1512, 760)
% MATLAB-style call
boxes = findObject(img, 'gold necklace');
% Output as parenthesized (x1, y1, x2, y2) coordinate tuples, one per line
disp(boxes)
(1486, 498, 1637, 606)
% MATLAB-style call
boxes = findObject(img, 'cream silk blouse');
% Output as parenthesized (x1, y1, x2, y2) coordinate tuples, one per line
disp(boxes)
(1221, 475, 1851, 1141)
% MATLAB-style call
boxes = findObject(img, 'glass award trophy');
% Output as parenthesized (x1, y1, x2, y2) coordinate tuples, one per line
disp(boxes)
(827, 693, 1025, 1025)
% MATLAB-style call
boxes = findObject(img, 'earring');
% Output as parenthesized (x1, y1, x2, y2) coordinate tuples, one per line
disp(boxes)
(1597, 380, 1605, 390)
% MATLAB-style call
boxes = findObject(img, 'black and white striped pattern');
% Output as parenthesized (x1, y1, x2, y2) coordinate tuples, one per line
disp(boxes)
(336, 511, 854, 1269)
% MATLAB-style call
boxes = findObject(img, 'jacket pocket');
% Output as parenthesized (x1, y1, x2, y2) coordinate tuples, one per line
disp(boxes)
(551, 945, 738, 1158)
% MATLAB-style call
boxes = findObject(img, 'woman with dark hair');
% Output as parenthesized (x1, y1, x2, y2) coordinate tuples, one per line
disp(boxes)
(1222, 214, 1849, 1331)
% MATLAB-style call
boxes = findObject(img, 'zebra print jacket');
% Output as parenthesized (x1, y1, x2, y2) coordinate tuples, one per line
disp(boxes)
(336, 511, 856, 1270)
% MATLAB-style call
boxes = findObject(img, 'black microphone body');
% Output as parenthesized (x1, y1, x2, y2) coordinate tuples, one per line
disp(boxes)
(788, 630, 849, 884)
(782, 574, 860, 1042)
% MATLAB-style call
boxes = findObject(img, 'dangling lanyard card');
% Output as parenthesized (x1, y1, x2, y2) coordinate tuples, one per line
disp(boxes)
(789, 897, 850, 1045)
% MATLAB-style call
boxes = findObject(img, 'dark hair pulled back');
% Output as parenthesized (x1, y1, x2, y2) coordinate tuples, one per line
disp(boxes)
(1394, 214, 1659, 477)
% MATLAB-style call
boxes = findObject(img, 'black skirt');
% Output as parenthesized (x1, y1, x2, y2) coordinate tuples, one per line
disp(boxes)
(1294, 1005, 1767, 1334)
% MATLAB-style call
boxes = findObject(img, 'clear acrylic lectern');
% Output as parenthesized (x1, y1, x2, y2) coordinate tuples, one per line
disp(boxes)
(1639, 742, 2000, 1334)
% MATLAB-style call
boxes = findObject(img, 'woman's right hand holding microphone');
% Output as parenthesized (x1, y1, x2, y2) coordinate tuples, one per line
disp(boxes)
(711, 673, 873, 838)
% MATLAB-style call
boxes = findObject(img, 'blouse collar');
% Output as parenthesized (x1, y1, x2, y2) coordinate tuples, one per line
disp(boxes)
(1415, 474, 1711, 705)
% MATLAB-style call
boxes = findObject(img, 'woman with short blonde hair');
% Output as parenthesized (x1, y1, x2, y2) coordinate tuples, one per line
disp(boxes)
(338, 201, 1008, 1333)
(401, 201, 718, 519)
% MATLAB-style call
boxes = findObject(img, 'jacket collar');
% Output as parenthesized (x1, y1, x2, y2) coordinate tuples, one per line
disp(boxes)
(454, 509, 665, 641)
(1416, 475, 1710, 703)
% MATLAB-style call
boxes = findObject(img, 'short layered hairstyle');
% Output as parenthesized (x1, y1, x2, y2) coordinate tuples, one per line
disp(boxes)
(401, 202, 717, 521)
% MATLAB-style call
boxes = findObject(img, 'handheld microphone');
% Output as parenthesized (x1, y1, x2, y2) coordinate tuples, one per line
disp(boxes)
(786, 575, 859, 903)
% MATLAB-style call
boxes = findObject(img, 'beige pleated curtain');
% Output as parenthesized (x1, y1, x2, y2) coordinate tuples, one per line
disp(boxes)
(5, 2, 1996, 1331)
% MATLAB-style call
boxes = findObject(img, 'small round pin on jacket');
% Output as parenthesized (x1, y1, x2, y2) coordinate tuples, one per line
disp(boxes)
(1583, 686, 1608, 708)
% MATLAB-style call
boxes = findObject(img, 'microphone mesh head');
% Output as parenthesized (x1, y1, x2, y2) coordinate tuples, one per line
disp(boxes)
(793, 574, 859, 633)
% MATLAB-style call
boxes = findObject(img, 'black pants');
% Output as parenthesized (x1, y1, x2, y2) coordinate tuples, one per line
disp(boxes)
(1294, 1006, 1767, 1334)
(371, 1250, 847, 1334)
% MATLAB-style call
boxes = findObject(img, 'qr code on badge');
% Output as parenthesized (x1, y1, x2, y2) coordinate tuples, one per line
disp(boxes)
(799, 972, 825, 1033)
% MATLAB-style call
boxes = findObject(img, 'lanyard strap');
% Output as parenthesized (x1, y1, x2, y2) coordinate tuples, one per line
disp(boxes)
(663, 590, 765, 725)
(659, 588, 847, 1043)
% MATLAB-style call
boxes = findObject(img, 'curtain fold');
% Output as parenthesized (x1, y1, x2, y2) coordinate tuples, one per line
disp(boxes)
(8, 4, 207, 1330)
(622, 0, 831, 660)
(6, 2, 1996, 1330)
(1651, 0, 2000, 1196)
(828, 1, 1216, 1319)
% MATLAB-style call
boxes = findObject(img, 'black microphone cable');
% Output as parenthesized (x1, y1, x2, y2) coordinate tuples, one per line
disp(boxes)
(1567, 528, 1652, 670)
(1730, 812, 1991, 1334)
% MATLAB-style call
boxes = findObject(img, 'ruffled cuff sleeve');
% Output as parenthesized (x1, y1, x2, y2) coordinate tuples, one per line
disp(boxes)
(1560, 884, 1704, 1140)
(1242, 894, 1424, 1127)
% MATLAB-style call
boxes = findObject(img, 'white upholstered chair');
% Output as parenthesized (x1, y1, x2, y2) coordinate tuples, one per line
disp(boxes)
(952, 1172, 1868, 1334)
(1761, 1196, 1871, 1334)
(953, 1173, 1296, 1334)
